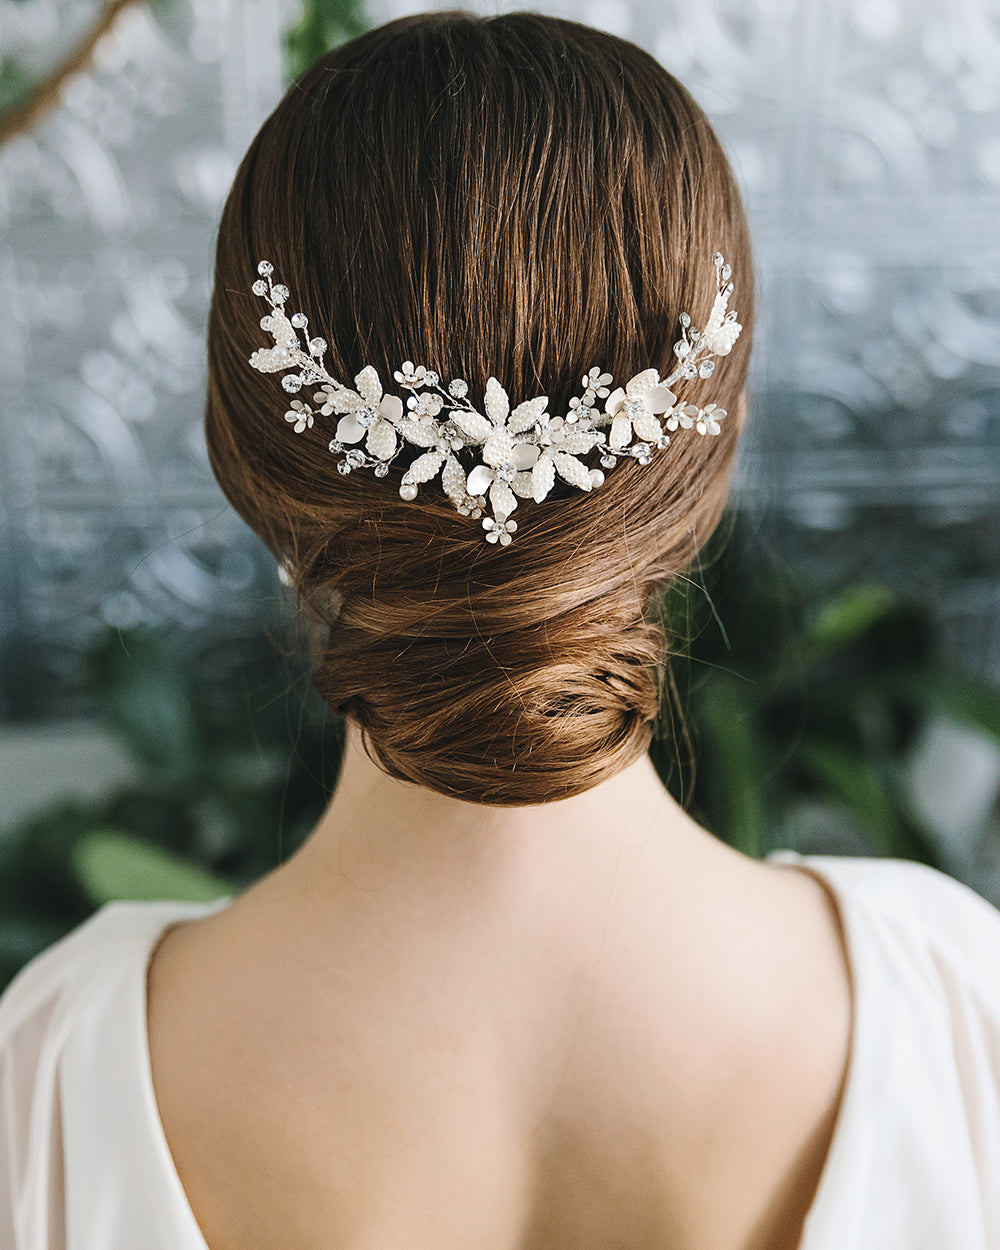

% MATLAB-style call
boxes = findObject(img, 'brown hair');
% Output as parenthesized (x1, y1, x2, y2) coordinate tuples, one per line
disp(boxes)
(205, 9, 754, 806)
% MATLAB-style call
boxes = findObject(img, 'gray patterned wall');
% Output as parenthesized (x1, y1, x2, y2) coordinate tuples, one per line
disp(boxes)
(1, 0, 998, 723)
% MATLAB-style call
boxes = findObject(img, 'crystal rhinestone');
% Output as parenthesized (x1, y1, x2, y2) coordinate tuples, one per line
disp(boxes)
(346, 448, 365, 466)
(679, 312, 691, 327)
(337, 461, 352, 475)
(329, 440, 344, 453)
(257, 261, 273, 275)
(308, 337, 327, 356)
(494, 463, 516, 483)
(357, 406, 380, 428)
(290, 312, 308, 328)
(690, 329, 701, 341)
(374, 463, 389, 478)
(712, 252, 724, 267)
(631, 443, 651, 459)
(656, 434, 671, 449)
(624, 398, 645, 420)
(448, 378, 468, 397)
(424, 370, 439, 386)
(301, 368, 320, 384)
(699, 360, 715, 378)
(252, 280, 267, 296)
(272, 284, 290, 301)
(400, 483, 419, 502)
(281, 375, 302, 392)
(600, 454, 616, 469)
(683, 363, 698, 378)
(673, 341, 690, 358)
(722, 264, 732, 282)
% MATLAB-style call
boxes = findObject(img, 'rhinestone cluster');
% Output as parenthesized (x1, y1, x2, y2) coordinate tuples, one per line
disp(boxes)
(248, 254, 742, 545)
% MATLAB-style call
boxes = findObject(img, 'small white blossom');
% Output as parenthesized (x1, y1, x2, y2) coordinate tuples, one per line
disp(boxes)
(283, 400, 313, 433)
(483, 517, 517, 546)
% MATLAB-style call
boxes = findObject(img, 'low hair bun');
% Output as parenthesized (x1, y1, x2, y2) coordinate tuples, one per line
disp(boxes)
(313, 600, 664, 806)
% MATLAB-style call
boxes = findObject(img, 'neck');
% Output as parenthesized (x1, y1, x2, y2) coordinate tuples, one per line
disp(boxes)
(280, 721, 750, 913)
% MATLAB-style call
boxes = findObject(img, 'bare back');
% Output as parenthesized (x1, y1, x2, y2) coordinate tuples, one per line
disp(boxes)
(146, 842, 852, 1250)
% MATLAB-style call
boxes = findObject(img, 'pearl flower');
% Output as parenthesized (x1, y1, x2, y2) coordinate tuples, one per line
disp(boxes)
(318, 367, 404, 459)
(604, 370, 676, 450)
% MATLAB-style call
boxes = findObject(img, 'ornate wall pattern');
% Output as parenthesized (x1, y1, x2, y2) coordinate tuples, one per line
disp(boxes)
(1, 0, 998, 722)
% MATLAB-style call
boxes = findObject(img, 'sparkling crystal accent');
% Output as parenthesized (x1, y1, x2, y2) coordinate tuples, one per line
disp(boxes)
(329, 440, 344, 453)
(374, 463, 390, 478)
(337, 461, 351, 475)
(257, 261, 273, 275)
(346, 448, 365, 466)
(357, 406, 379, 428)
(308, 338, 327, 356)
(495, 463, 516, 483)
(424, 370, 439, 386)
(281, 375, 302, 392)
(699, 360, 716, 378)
(272, 284, 289, 301)
(252, 280, 267, 296)
(600, 455, 616, 469)
(448, 378, 468, 397)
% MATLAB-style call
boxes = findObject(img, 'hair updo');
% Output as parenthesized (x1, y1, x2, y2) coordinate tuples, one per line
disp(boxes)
(205, 9, 754, 806)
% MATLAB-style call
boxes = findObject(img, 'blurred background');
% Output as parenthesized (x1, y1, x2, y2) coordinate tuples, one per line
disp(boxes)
(0, 0, 998, 982)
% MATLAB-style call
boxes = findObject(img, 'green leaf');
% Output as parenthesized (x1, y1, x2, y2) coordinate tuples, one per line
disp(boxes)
(896, 672, 1000, 746)
(89, 631, 206, 782)
(285, 0, 371, 82)
(694, 676, 769, 858)
(796, 584, 898, 663)
(0, 59, 33, 113)
(72, 829, 232, 906)
(795, 740, 901, 851)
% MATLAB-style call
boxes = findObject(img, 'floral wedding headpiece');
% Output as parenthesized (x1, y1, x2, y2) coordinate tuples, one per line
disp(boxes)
(248, 252, 742, 545)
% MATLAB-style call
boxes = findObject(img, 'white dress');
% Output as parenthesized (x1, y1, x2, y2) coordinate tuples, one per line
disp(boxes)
(2, 849, 1000, 1249)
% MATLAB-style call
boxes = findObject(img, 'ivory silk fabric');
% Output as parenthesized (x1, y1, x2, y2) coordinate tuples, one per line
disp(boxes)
(2, 851, 1000, 1249)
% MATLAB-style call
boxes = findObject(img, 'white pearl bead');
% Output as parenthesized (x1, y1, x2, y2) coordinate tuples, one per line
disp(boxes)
(399, 483, 419, 502)
(589, 469, 605, 488)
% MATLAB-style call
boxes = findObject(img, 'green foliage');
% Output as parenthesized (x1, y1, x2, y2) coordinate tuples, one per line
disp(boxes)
(652, 533, 1000, 868)
(284, 0, 371, 82)
(0, 58, 33, 114)
(73, 830, 233, 907)
(0, 628, 338, 990)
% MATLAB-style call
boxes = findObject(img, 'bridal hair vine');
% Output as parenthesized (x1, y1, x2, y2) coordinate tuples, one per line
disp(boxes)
(248, 253, 742, 545)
